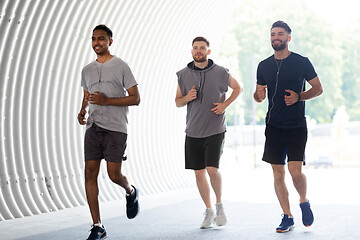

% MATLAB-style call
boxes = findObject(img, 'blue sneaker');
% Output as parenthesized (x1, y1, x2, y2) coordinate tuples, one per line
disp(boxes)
(126, 185, 139, 219)
(276, 214, 294, 233)
(86, 225, 107, 240)
(300, 200, 314, 227)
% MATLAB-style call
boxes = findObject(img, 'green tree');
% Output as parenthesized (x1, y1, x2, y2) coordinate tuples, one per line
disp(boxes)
(220, 0, 345, 124)
(342, 17, 360, 121)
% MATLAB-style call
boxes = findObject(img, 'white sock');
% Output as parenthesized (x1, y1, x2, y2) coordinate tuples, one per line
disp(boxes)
(127, 187, 134, 196)
(94, 222, 102, 228)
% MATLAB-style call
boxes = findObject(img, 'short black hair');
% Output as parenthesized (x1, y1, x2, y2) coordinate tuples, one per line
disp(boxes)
(93, 24, 113, 39)
(192, 36, 210, 47)
(271, 21, 292, 34)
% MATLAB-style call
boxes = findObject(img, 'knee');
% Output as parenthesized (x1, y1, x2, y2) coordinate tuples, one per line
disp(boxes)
(195, 169, 206, 180)
(288, 162, 304, 179)
(85, 167, 98, 182)
(273, 170, 285, 182)
(206, 167, 219, 178)
(289, 169, 302, 180)
(288, 165, 302, 179)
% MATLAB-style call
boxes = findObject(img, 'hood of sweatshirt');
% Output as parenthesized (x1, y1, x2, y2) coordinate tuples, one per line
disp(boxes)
(186, 59, 215, 103)
(187, 59, 214, 71)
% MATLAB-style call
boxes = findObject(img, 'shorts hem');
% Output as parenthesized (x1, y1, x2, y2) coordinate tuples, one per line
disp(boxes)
(185, 165, 219, 170)
(262, 158, 285, 165)
(85, 158, 102, 162)
(262, 158, 304, 165)
(105, 158, 124, 163)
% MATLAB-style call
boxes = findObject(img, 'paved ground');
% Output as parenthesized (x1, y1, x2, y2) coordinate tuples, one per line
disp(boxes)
(2, 197, 359, 240)
(1, 167, 360, 240)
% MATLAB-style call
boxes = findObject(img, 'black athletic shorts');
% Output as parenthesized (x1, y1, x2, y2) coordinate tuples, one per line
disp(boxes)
(185, 132, 225, 170)
(84, 124, 127, 162)
(263, 124, 307, 165)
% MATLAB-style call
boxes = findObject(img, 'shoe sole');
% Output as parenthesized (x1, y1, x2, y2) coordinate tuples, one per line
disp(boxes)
(302, 219, 313, 227)
(276, 226, 294, 233)
(200, 225, 213, 229)
(200, 219, 215, 229)
(215, 216, 227, 227)
(216, 221, 227, 227)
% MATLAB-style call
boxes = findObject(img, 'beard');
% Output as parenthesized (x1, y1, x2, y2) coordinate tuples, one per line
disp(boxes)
(271, 40, 287, 51)
(193, 54, 207, 63)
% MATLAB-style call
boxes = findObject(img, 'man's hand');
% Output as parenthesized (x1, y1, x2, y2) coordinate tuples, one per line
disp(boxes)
(186, 85, 197, 102)
(211, 102, 227, 115)
(284, 89, 300, 106)
(77, 108, 87, 125)
(256, 85, 267, 102)
(89, 91, 108, 106)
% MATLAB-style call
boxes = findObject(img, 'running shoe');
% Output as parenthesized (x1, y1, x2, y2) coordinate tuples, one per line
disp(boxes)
(215, 202, 227, 226)
(276, 214, 294, 233)
(126, 185, 139, 219)
(200, 208, 216, 229)
(86, 225, 107, 240)
(300, 200, 314, 227)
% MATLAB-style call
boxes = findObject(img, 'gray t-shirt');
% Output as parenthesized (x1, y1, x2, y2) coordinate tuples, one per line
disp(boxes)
(177, 60, 229, 138)
(81, 56, 137, 133)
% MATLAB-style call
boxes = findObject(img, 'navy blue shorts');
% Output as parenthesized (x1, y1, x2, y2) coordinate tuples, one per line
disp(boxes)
(185, 132, 225, 170)
(84, 124, 127, 162)
(262, 124, 307, 165)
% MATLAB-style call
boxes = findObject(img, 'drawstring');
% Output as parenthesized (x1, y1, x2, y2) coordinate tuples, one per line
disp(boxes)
(199, 71, 205, 103)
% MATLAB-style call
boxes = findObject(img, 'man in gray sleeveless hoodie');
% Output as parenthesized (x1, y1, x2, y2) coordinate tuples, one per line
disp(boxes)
(175, 36, 242, 229)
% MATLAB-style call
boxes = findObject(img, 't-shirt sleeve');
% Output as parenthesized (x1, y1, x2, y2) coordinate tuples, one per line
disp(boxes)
(81, 69, 88, 90)
(256, 61, 266, 85)
(122, 63, 138, 89)
(304, 57, 317, 81)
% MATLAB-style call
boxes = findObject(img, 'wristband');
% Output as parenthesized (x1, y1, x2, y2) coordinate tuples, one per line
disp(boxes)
(298, 92, 301, 102)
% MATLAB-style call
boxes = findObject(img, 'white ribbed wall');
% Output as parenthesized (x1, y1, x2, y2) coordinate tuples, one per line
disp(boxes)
(0, 0, 235, 221)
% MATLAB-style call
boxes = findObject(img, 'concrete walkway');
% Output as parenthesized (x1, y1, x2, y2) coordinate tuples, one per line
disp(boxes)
(1, 167, 360, 240)
(1, 196, 359, 240)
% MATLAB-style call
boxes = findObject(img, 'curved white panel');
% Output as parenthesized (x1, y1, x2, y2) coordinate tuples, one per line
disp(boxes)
(0, 0, 235, 221)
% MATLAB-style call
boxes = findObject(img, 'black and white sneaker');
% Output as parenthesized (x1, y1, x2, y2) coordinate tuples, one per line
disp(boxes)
(126, 185, 139, 219)
(86, 225, 107, 240)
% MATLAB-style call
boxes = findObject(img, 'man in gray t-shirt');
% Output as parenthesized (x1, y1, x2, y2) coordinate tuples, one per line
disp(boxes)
(175, 36, 242, 229)
(77, 25, 140, 240)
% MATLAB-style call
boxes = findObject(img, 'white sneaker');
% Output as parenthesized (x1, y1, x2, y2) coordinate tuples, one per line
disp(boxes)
(200, 208, 215, 229)
(215, 202, 227, 226)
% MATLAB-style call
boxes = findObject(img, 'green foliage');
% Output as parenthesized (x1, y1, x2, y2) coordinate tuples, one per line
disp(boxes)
(341, 17, 360, 121)
(220, 0, 359, 124)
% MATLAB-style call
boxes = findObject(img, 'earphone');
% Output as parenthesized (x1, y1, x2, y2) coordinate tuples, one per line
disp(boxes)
(267, 58, 283, 124)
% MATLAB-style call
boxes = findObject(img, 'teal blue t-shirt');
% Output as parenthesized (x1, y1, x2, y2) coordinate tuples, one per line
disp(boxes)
(257, 52, 317, 129)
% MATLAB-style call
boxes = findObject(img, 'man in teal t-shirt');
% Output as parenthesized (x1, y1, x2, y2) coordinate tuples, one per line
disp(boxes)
(254, 20, 323, 233)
